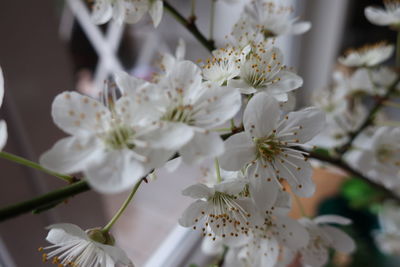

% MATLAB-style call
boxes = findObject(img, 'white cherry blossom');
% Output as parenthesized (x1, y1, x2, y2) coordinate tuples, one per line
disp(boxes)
(123, 60, 242, 165)
(92, 0, 163, 27)
(40, 223, 133, 267)
(241, 0, 311, 38)
(355, 127, 400, 189)
(40, 89, 171, 194)
(202, 45, 250, 86)
(365, 0, 400, 27)
(179, 179, 257, 238)
(299, 215, 356, 267)
(374, 201, 400, 255)
(0, 67, 7, 151)
(228, 44, 302, 101)
(219, 93, 325, 211)
(338, 42, 394, 67)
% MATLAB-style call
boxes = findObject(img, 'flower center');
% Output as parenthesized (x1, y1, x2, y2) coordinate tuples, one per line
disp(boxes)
(162, 104, 195, 124)
(104, 125, 135, 150)
(255, 135, 283, 160)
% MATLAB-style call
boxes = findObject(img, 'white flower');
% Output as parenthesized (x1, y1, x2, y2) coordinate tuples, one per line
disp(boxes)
(338, 42, 394, 67)
(202, 45, 250, 86)
(123, 60, 242, 165)
(228, 45, 302, 101)
(0, 67, 7, 151)
(365, 1, 400, 27)
(299, 215, 356, 267)
(241, 0, 311, 38)
(40, 89, 171, 194)
(219, 93, 325, 211)
(40, 223, 133, 267)
(225, 210, 309, 267)
(92, 0, 163, 27)
(179, 179, 257, 238)
(159, 38, 186, 75)
(355, 127, 400, 189)
(374, 201, 400, 255)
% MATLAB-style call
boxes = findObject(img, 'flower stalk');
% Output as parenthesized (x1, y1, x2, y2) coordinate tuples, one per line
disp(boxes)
(0, 151, 74, 183)
(102, 178, 144, 233)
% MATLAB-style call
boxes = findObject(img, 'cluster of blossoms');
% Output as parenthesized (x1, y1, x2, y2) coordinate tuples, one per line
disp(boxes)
(9, 0, 396, 266)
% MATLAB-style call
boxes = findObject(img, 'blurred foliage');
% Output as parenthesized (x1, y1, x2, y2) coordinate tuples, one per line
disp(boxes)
(341, 178, 384, 211)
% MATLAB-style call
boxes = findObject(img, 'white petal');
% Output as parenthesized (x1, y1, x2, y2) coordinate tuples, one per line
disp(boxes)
(291, 21, 311, 35)
(214, 179, 246, 195)
(175, 38, 186, 60)
(97, 243, 133, 265)
(280, 107, 326, 143)
(228, 79, 257, 94)
(180, 132, 224, 165)
(201, 236, 224, 256)
(40, 136, 104, 174)
(149, 0, 163, 27)
(46, 223, 88, 244)
(114, 71, 146, 95)
(274, 215, 309, 249)
(0, 66, 3, 107)
(274, 156, 315, 197)
(248, 163, 280, 212)
(147, 122, 194, 150)
(182, 183, 213, 199)
(91, 0, 113, 25)
(314, 215, 352, 225)
(51, 92, 110, 136)
(218, 132, 256, 171)
(164, 157, 182, 172)
(365, 7, 396, 26)
(179, 200, 208, 227)
(193, 84, 241, 129)
(85, 149, 145, 194)
(268, 70, 303, 94)
(244, 93, 280, 138)
(322, 225, 356, 253)
(300, 244, 328, 267)
(0, 121, 7, 151)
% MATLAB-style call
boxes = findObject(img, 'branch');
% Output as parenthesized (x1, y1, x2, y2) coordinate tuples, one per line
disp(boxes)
(0, 181, 90, 222)
(305, 149, 400, 202)
(336, 75, 400, 154)
(163, 1, 215, 52)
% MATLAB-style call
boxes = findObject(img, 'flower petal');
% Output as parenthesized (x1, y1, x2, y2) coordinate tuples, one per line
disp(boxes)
(244, 92, 280, 138)
(247, 162, 280, 212)
(0, 121, 7, 151)
(85, 149, 145, 194)
(114, 71, 146, 95)
(40, 136, 104, 174)
(219, 132, 255, 171)
(51, 92, 111, 136)
(179, 200, 208, 227)
(91, 0, 113, 25)
(365, 7, 396, 26)
(0, 66, 3, 107)
(149, 0, 163, 27)
(291, 21, 311, 35)
(279, 107, 325, 143)
(182, 183, 213, 199)
(180, 132, 224, 165)
(147, 122, 194, 150)
(274, 215, 309, 249)
(322, 225, 356, 253)
(314, 215, 352, 225)
(46, 223, 88, 244)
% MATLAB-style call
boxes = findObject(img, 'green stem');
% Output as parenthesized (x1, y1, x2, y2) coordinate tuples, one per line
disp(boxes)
(0, 181, 90, 222)
(0, 151, 74, 183)
(102, 178, 144, 233)
(215, 158, 222, 183)
(209, 0, 216, 41)
(230, 119, 235, 130)
(164, 1, 215, 52)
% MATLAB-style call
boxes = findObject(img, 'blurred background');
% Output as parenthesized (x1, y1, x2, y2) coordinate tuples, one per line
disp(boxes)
(0, 0, 398, 266)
